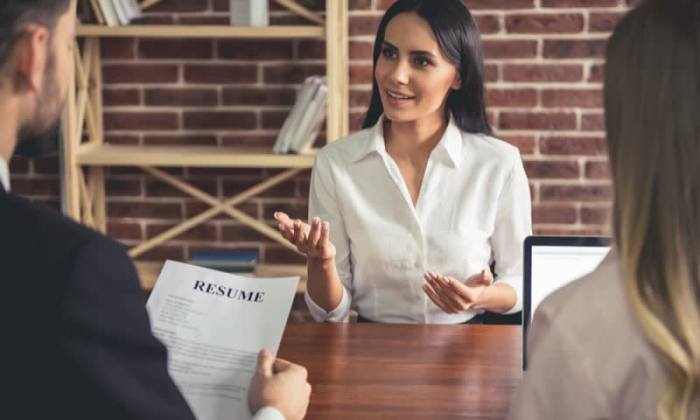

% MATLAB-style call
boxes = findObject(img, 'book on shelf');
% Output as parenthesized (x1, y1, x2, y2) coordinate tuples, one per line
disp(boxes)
(230, 0, 269, 26)
(189, 249, 259, 275)
(90, 0, 142, 26)
(273, 76, 327, 155)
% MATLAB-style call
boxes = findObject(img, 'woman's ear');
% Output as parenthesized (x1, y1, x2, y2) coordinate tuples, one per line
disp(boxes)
(451, 74, 462, 91)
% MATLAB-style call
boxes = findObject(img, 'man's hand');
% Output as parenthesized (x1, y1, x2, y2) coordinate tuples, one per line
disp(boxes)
(248, 349, 312, 420)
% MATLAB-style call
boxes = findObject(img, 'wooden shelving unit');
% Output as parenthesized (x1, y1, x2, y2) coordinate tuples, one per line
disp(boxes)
(62, 1, 348, 289)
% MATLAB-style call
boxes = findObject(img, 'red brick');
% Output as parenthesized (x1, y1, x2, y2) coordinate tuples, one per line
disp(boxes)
(104, 112, 179, 131)
(212, 0, 228, 11)
(187, 168, 264, 177)
(145, 178, 218, 198)
(506, 13, 584, 34)
(107, 222, 143, 241)
(540, 184, 612, 201)
(105, 135, 140, 145)
(532, 204, 577, 224)
(542, 0, 619, 6)
(269, 0, 323, 11)
(589, 63, 605, 82)
(585, 161, 611, 179)
(590, 12, 626, 32)
(350, 64, 374, 84)
(503, 64, 583, 82)
(33, 156, 58, 173)
(540, 136, 607, 155)
(184, 64, 257, 84)
(136, 245, 185, 262)
(106, 179, 142, 197)
(11, 178, 60, 196)
(483, 40, 537, 59)
(143, 135, 218, 146)
(524, 160, 579, 179)
(136, 16, 174, 24)
(221, 133, 277, 148)
(218, 40, 293, 60)
(138, 39, 213, 59)
(147, 0, 207, 13)
(499, 135, 536, 154)
(486, 88, 537, 107)
(542, 89, 603, 108)
(350, 111, 367, 132)
(263, 64, 326, 84)
(144, 88, 219, 107)
(297, 40, 325, 60)
(178, 16, 229, 25)
(349, 0, 372, 9)
(146, 223, 218, 242)
(461, 0, 535, 9)
(224, 178, 298, 198)
(9, 156, 30, 174)
(500, 112, 577, 130)
(543, 39, 608, 59)
(108, 201, 183, 219)
(350, 89, 372, 108)
(101, 38, 136, 60)
(349, 15, 382, 36)
(264, 246, 306, 264)
(183, 111, 256, 130)
(103, 88, 141, 106)
(262, 202, 308, 221)
(581, 205, 611, 224)
(582, 113, 605, 131)
(222, 87, 295, 106)
(475, 15, 501, 34)
(103, 64, 179, 84)
(485, 64, 499, 82)
(261, 111, 291, 130)
(221, 225, 272, 242)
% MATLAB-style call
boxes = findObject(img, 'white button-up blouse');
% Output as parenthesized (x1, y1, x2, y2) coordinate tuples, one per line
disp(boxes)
(304, 116, 532, 323)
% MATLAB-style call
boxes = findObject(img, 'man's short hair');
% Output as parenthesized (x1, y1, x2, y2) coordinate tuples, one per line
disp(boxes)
(0, 0, 72, 71)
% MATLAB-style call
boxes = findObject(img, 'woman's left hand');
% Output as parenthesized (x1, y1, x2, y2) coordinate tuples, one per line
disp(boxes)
(422, 269, 494, 314)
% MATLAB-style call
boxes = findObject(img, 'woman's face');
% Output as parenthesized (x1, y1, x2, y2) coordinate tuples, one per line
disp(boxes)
(375, 12, 461, 125)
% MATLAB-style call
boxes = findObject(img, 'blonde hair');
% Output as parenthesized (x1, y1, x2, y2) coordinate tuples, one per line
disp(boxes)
(604, 1, 700, 418)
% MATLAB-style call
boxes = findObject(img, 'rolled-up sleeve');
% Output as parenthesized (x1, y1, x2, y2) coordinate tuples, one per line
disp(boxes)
(305, 151, 353, 322)
(490, 148, 532, 314)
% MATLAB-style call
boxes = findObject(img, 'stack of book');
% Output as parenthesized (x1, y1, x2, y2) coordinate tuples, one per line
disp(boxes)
(273, 76, 327, 155)
(88, 0, 143, 26)
(188, 249, 259, 276)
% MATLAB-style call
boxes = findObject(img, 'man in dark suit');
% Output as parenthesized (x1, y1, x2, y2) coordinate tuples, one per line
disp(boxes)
(0, 1, 310, 419)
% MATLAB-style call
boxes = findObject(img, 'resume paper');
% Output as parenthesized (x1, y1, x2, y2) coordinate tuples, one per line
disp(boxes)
(146, 260, 299, 420)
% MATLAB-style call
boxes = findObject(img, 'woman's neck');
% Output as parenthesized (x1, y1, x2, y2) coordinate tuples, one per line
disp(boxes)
(384, 113, 448, 162)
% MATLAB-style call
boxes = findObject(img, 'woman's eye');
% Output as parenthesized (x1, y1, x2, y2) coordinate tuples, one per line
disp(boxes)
(381, 47, 397, 59)
(413, 57, 431, 67)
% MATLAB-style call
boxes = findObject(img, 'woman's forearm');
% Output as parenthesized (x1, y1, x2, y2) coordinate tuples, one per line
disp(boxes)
(306, 257, 345, 312)
(473, 283, 517, 313)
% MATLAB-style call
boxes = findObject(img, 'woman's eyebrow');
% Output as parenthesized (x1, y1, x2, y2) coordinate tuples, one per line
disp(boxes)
(383, 40, 437, 58)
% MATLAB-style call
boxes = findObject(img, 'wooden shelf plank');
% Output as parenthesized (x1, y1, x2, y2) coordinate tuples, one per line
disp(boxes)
(76, 144, 316, 168)
(136, 261, 306, 293)
(77, 24, 324, 39)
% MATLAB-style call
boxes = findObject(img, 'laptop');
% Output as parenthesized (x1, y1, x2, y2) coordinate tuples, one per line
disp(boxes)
(522, 236, 611, 369)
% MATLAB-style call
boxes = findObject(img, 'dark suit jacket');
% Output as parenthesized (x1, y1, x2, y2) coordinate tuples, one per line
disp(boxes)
(1, 184, 196, 419)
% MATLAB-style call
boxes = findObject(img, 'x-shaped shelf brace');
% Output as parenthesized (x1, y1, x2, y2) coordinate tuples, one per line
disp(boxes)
(127, 166, 303, 258)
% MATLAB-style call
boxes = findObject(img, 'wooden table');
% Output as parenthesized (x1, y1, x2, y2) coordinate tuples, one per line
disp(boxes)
(278, 324, 523, 419)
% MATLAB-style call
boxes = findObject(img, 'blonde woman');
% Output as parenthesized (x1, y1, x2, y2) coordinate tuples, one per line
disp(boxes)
(508, 1, 700, 419)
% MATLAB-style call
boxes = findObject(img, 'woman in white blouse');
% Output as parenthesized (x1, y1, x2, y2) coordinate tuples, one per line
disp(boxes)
(275, 0, 532, 324)
(509, 1, 700, 418)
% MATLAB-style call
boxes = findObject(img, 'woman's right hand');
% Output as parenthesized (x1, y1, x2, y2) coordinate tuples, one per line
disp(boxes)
(274, 212, 336, 262)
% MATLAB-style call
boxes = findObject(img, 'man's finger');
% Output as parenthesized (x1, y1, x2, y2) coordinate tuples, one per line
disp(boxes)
(257, 349, 274, 377)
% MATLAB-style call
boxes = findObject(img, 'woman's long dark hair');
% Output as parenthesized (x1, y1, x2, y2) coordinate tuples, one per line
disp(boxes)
(362, 0, 492, 135)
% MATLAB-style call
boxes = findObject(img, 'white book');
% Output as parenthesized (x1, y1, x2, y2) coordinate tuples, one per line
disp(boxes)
(147, 261, 299, 420)
(125, 0, 143, 20)
(111, 0, 129, 25)
(273, 77, 321, 154)
(230, 0, 268, 26)
(290, 79, 327, 154)
(97, 0, 119, 26)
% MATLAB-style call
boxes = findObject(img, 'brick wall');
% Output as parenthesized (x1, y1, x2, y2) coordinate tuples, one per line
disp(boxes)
(9, 0, 635, 264)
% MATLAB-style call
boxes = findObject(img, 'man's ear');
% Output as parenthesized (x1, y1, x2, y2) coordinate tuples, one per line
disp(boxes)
(15, 25, 50, 93)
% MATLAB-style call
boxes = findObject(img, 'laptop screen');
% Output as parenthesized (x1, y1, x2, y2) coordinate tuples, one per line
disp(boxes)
(522, 236, 611, 369)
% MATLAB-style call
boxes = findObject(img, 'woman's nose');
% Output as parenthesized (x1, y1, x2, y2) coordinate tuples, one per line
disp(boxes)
(386, 59, 410, 85)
